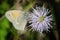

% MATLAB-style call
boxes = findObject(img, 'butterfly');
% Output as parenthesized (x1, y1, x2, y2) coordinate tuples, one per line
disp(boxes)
(5, 10, 29, 31)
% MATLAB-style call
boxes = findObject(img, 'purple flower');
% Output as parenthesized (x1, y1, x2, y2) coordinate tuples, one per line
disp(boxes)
(29, 6, 53, 33)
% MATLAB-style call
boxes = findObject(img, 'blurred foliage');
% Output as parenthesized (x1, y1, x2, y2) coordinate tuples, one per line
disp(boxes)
(0, 18, 9, 29)
(0, 0, 60, 40)
(0, 2, 9, 14)
(23, 0, 36, 11)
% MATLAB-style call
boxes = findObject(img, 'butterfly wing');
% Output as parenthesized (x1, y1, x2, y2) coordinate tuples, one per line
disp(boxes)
(12, 12, 28, 31)
(5, 10, 28, 31)
(5, 10, 23, 22)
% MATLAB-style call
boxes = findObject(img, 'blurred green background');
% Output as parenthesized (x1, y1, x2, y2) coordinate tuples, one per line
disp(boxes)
(0, 0, 60, 40)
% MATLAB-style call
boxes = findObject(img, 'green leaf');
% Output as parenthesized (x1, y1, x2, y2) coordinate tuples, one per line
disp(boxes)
(0, 29, 7, 37)
(0, 29, 7, 40)
(0, 17, 10, 29)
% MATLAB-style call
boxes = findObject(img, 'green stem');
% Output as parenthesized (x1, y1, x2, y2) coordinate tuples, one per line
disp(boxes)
(23, 0, 36, 11)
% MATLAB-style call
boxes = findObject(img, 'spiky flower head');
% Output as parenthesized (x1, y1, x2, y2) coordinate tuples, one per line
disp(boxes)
(28, 6, 53, 33)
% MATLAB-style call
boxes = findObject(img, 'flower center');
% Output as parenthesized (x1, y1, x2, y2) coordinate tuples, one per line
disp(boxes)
(38, 16, 45, 22)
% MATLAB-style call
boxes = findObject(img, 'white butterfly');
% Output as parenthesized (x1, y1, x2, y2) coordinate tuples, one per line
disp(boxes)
(5, 10, 29, 31)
